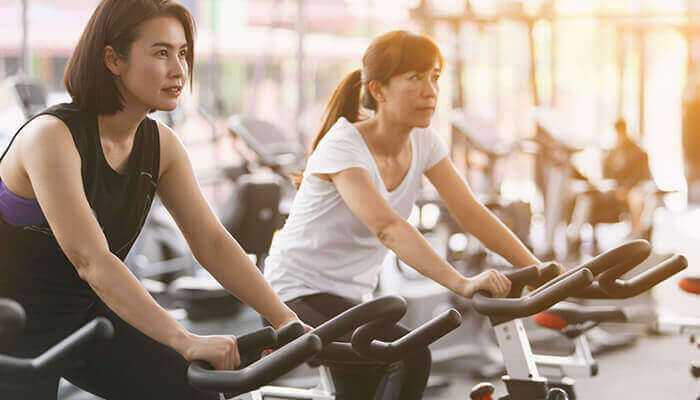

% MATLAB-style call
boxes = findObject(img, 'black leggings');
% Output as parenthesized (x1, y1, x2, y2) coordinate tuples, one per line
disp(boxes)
(279, 293, 432, 400)
(0, 298, 217, 400)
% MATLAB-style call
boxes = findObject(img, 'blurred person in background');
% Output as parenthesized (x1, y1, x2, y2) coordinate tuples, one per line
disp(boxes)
(603, 118, 654, 237)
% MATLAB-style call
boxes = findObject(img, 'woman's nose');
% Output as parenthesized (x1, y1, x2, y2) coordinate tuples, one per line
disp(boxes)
(171, 57, 186, 78)
(423, 80, 437, 97)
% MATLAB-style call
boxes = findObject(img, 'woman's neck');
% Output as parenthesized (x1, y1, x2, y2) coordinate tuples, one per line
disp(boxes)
(97, 104, 149, 143)
(355, 114, 412, 157)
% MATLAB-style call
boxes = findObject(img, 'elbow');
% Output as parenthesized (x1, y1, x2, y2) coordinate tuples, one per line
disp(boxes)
(66, 247, 110, 285)
(373, 219, 405, 248)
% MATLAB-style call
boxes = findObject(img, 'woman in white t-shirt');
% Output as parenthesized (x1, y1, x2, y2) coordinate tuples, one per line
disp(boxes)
(264, 30, 548, 399)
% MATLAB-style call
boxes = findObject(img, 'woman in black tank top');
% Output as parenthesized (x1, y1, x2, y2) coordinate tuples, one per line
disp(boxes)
(0, 1, 302, 399)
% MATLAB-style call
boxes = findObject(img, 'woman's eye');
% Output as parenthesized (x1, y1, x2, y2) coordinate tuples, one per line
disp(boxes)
(156, 50, 168, 57)
(410, 74, 421, 81)
(179, 50, 187, 58)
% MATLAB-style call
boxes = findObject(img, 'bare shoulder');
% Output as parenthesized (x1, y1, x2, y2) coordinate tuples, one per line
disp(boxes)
(153, 119, 186, 180)
(1, 115, 79, 198)
(17, 114, 74, 150)
(9, 114, 77, 174)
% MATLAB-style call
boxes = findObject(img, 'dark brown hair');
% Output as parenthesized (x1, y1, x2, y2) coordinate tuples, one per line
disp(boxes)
(293, 30, 443, 187)
(64, 0, 196, 115)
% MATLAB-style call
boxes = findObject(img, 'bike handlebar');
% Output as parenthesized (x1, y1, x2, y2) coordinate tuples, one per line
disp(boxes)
(350, 309, 461, 363)
(597, 254, 687, 298)
(472, 269, 594, 325)
(0, 317, 114, 379)
(311, 295, 462, 365)
(188, 332, 322, 395)
(311, 295, 408, 363)
(0, 298, 25, 338)
(530, 240, 651, 298)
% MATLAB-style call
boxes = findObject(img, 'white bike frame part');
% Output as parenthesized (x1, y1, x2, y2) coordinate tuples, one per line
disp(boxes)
(245, 365, 336, 400)
(495, 318, 542, 380)
(654, 314, 700, 336)
(533, 334, 597, 378)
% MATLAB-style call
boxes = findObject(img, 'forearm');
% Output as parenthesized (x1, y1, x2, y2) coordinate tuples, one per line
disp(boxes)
(80, 252, 191, 353)
(456, 200, 539, 268)
(195, 232, 297, 328)
(379, 220, 468, 293)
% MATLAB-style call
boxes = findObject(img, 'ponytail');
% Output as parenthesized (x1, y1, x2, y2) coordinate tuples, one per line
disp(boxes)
(312, 69, 363, 151)
(292, 69, 364, 188)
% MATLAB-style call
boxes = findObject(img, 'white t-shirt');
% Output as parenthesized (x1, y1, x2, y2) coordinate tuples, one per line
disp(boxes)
(264, 117, 448, 301)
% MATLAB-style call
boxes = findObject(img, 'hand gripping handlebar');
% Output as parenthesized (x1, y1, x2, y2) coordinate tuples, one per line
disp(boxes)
(187, 322, 322, 395)
(472, 269, 594, 325)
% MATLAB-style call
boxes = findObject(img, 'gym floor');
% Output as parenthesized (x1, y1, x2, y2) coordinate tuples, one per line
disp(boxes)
(59, 208, 700, 400)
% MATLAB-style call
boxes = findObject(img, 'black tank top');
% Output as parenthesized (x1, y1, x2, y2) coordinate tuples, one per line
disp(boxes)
(0, 103, 159, 314)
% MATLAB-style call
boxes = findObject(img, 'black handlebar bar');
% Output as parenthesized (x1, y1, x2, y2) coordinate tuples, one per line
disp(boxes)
(351, 309, 461, 363)
(311, 295, 461, 365)
(235, 326, 276, 369)
(188, 332, 322, 395)
(473, 269, 594, 325)
(0, 298, 25, 338)
(311, 295, 408, 363)
(597, 254, 687, 298)
(530, 240, 651, 298)
(189, 295, 461, 395)
(276, 321, 307, 347)
(0, 317, 114, 379)
(234, 322, 309, 368)
(502, 265, 540, 298)
(501, 263, 561, 298)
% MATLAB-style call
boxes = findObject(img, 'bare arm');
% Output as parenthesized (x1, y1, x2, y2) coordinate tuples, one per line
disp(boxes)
(155, 123, 298, 329)
(425, 158, 540, 268)
(326, 169, 510, 298)
(18, 116, 241, 368)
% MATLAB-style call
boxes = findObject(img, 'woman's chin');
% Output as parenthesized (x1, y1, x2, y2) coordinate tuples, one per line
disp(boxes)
(154, 101, 178, 112)
(415, 118, 432, 128)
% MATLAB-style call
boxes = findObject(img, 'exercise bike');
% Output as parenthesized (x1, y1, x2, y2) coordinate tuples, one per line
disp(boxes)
(0, 296, 323, 400)
(468, 240, 687, 400)
(227, 296, 461, 400)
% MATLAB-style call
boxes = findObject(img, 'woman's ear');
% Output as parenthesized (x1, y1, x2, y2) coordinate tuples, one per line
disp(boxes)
(367, 80, 385, 103)
(103, 45, 121, 77)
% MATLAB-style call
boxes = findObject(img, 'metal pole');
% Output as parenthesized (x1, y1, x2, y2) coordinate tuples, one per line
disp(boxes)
(210, 0, 221, 116)
(639, 29, 646, 139)
(296, 0, 305, 145)
(550, 18, 556, 106)
(21, 0, 29, 75)
(617, 27, 625, 118)
(528, 18, 540, 107)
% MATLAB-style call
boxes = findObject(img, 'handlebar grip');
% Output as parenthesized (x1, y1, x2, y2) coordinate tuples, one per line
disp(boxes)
(535, 262, 562, 285)
(0, 317, 114, 377)
(276, 322, 306, 348)
(531, 241, 650, 297)
(310, 296, 408, 364)
(237, 326, 276, 369)
(188, 333, 322, 395)
(351, 309, 461, 363)
(311, 295, 407, 345)
(599, 254, 687, 298)
(473, 269, 593, 324)
(579, 240, 651, 276)
(502, 266, 540, 297)
(0, 298, 25, 337)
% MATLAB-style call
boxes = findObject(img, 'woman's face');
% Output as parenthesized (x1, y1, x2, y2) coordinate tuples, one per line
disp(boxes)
(377, 62, 441, 128)
(112, 16, 188, 112)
